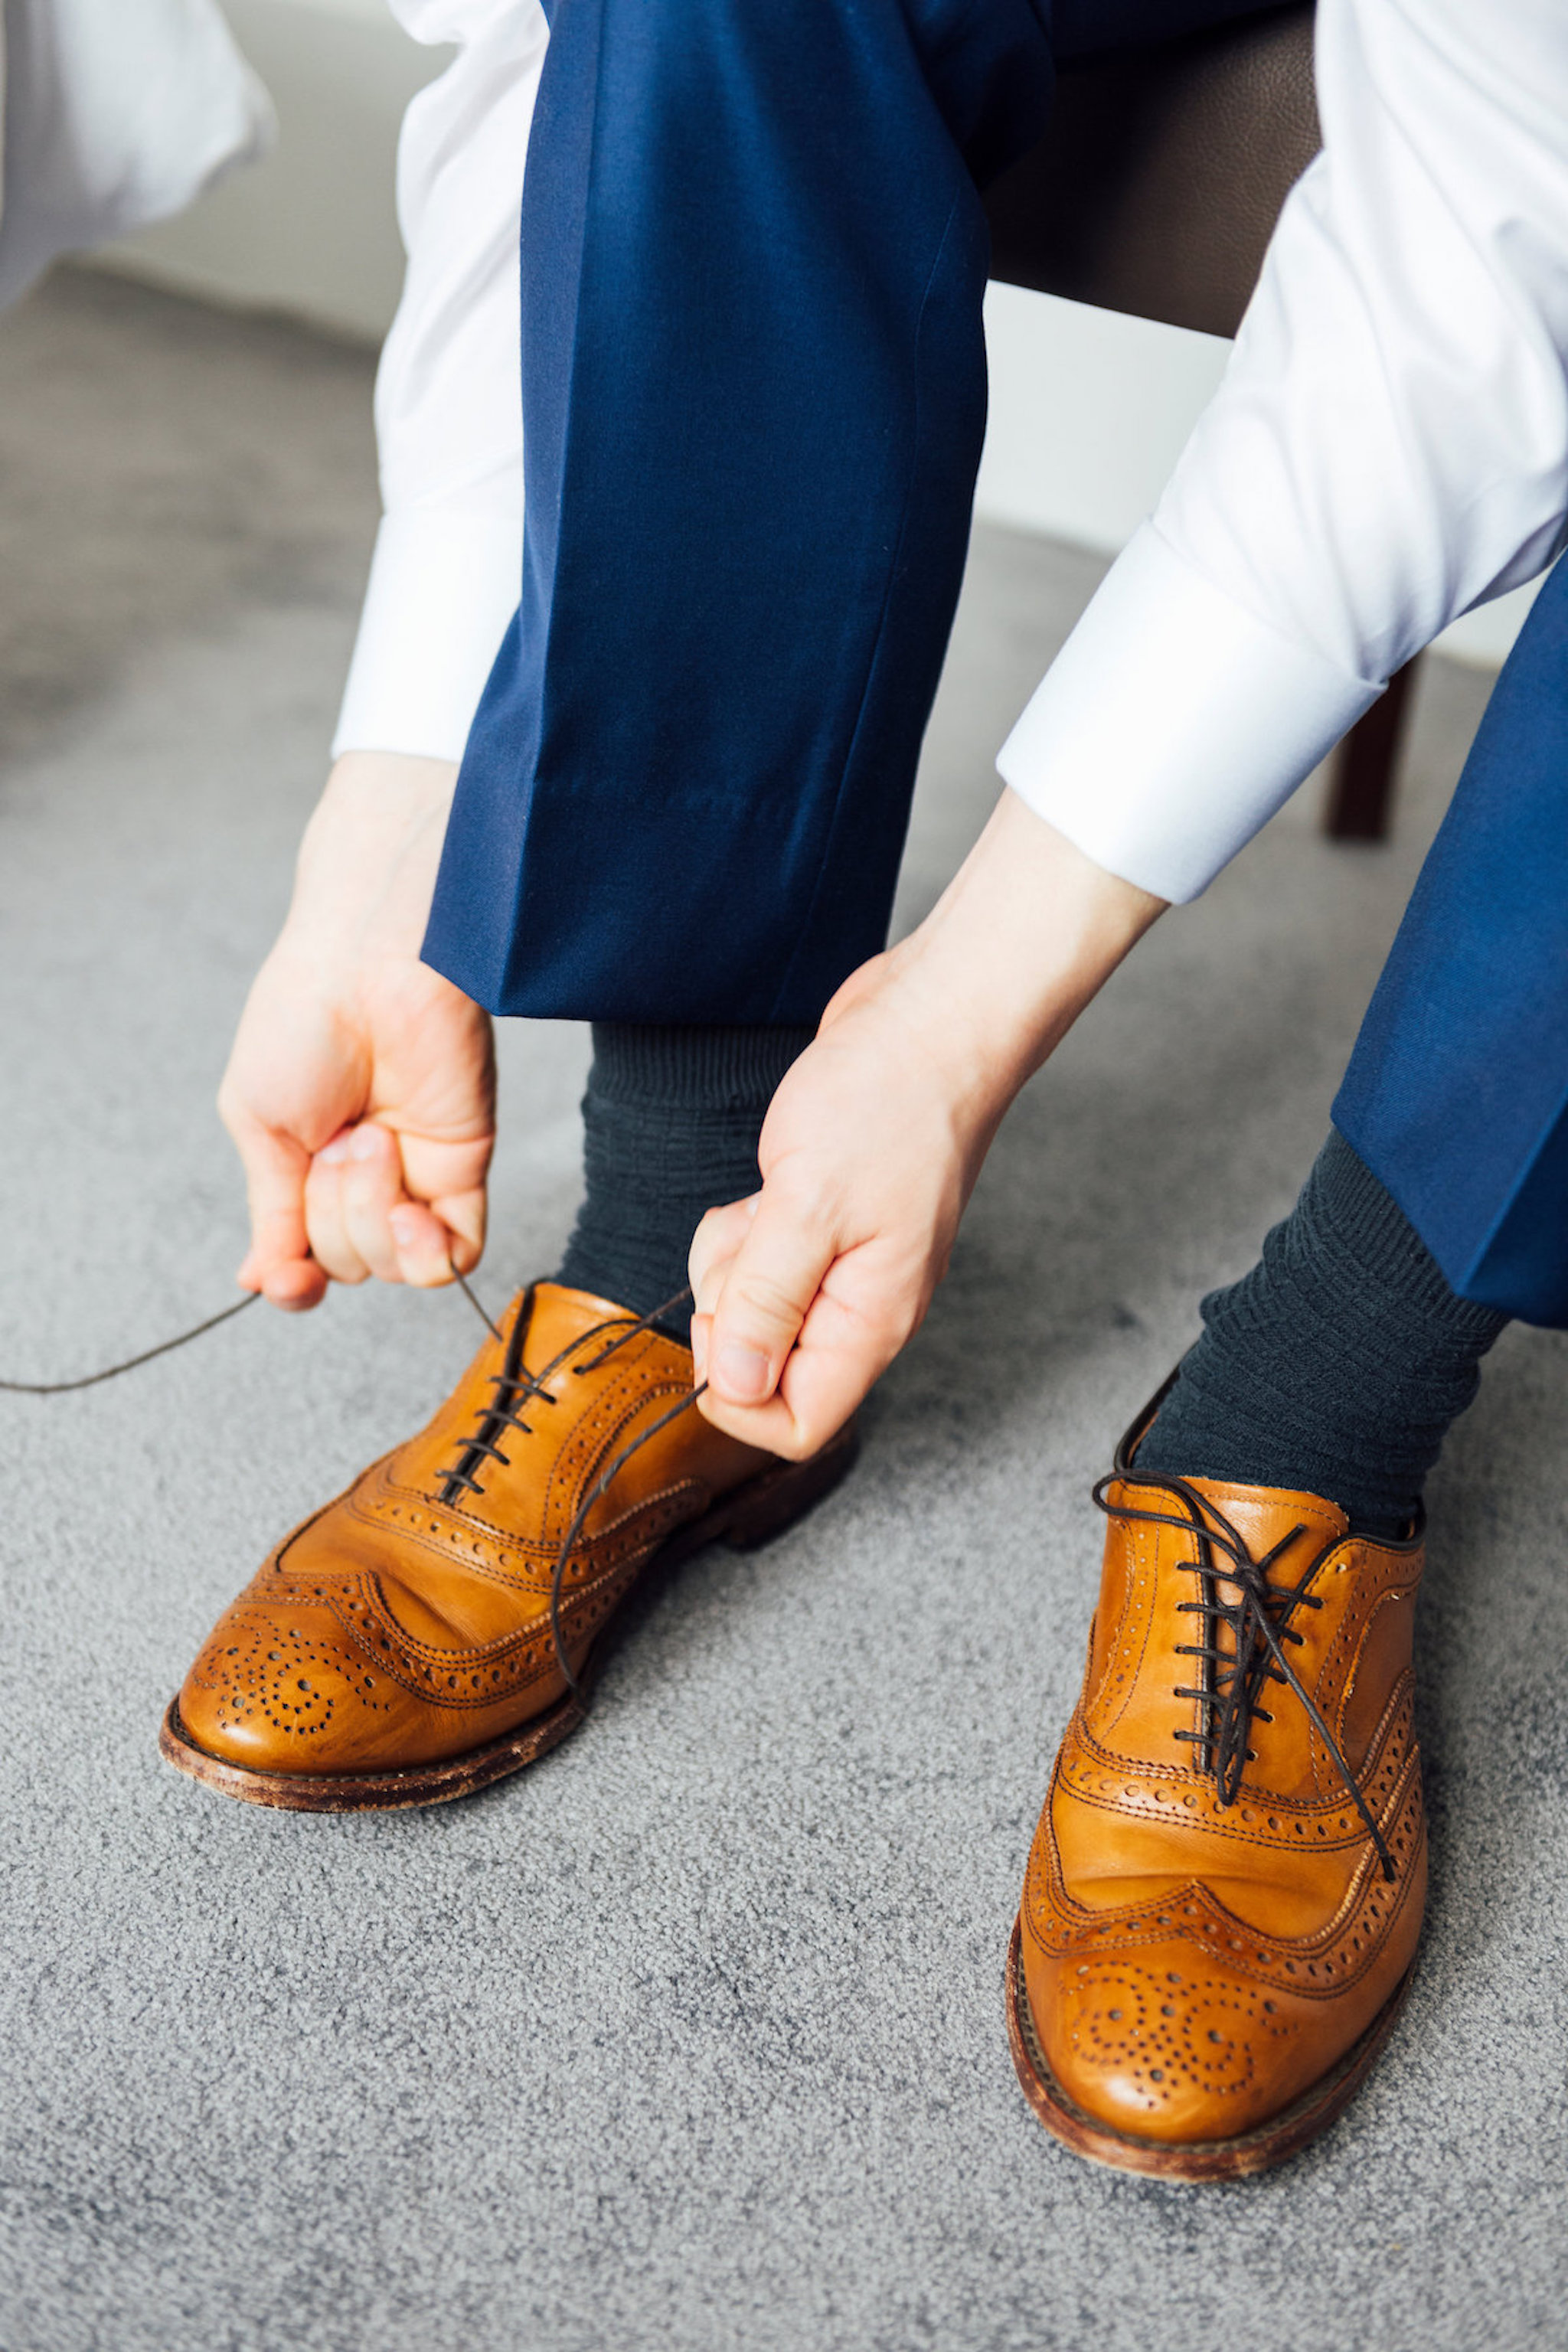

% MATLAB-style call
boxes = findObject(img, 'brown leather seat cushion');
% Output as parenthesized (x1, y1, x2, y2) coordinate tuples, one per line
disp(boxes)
(985, 3, 1319, 341)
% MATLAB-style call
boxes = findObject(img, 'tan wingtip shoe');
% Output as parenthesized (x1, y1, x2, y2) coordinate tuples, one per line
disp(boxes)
(1008, 1396, 1426, 2180)
(160, 1281, 857, 1812)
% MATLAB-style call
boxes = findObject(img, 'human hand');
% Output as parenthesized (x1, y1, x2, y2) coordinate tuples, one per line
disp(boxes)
(218, 752, 495, 1311)
(688, 953, 985, 1456)
(689, 795, 1165, 1457)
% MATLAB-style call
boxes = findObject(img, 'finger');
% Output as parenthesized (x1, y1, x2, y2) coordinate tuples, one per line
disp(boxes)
(253, 1258, 329, 1313)
(697, 1263, 887, 1459)
(341, 1128, 489, 1289)
(388, 1199, 458, 1288)
(426, 1184, 486, 1275)
(690, 1197, 755, 1313)
(688, 1198, 756, 1383)
(309, 1127, 491, 1291)
(398, 1132, 491, 1279)
(702, 1182, 837, 1409)
(303, 1132, 371, 1285)
(698, 1380, 815, 1455)
(223, 1106, 328, 1311)
(399, 1130, 493, 1222)
(338, 1122, 407, 1283)
(234, 1237, 327, 1309)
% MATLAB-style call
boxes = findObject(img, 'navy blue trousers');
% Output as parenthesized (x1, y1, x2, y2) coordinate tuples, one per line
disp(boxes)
(1336, 556, 1568, 1328)
(423, 0, 1272, 1024)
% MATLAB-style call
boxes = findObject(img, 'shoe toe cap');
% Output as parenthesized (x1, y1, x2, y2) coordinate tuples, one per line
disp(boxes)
(176, 1594, 403, 1775)
(1026, 1935, 1308, 2148)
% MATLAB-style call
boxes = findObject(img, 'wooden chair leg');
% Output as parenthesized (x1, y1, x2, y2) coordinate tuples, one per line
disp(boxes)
(1324, 658, 1418, 841)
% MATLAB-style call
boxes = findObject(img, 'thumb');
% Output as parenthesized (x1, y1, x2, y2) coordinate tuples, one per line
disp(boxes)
(703, 1184, 836, 1407)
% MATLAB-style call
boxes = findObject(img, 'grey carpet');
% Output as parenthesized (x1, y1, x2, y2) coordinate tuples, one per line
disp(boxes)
(0, 270, 1563, 2352)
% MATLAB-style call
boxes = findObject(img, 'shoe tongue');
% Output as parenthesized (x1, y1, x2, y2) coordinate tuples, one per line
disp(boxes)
(1180, 1475, 1349, 1558)
(527, 1280, 687, 1361)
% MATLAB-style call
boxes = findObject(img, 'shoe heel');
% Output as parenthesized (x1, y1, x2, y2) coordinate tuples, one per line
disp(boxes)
(721, 1423, 859, 1550)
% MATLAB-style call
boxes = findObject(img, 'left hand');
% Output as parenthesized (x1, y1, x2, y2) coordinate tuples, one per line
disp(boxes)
(218, 752, 495, 1310)
(690, 793, 1166, 1459)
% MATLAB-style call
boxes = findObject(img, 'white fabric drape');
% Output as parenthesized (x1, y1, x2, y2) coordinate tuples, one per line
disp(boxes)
(0, 0, 275, 312)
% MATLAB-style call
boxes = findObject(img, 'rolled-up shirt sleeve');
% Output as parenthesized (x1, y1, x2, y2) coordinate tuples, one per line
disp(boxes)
(332, 0, 547, 763)
(999, 0, 1568, 903)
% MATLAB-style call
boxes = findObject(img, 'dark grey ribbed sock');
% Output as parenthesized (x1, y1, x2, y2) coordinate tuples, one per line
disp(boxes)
(1136, 1129, 1508, 1536)
(556, 1022, 814, 1341)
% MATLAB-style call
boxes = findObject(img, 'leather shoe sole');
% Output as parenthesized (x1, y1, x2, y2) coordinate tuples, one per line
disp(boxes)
(159, 1420, 858, 1813)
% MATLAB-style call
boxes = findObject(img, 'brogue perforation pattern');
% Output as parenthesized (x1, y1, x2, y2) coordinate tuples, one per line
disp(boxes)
(1085, 1523, 1156, 1739)
(352, 1459, 704, 1594)
(1313, 1573, 1419, 1791)
(541, 1352, 691, 1547)
(1062, 1681, 1417, 1855)
(302, 1541, 666, 1708)
(192, 1475, 706, 1730)
(1026, 1759, 1424, 2000)
(1061, 1959, 1299, 2115)
(188, 1607, 396, 1744)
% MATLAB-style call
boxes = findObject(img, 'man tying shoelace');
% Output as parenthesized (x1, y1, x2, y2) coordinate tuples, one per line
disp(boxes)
(164, 0, 1568, 2178)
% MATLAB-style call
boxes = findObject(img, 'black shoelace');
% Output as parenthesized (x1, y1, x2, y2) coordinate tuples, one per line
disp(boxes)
(437, 1279, 708, 1710)
(1093, 1472, 1397, 1881)
(0, 1291, 260, 1393)
(0, 1257, 490, 1395)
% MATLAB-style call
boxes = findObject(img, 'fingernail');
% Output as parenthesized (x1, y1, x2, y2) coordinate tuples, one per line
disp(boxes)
(348, 1126, 381, 1162)
(389, 1206, 418, 1247)
(714, 1343, 769, 1401)
(318, 1133, 351, 1165)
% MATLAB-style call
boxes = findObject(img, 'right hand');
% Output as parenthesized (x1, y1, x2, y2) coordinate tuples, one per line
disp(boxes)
(689, 794, 1167, 1455)
(218, 751, 496, 1312)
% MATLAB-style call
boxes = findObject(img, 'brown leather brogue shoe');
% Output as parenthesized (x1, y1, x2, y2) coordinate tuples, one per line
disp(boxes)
(161, 1282, 856, 1811)
(1008, 1397, 1426, 2180)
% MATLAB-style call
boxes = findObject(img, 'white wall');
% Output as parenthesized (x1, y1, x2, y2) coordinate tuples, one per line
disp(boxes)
(976, 285, 1230, 554)
(977, 280, 1537, 671)
(95, 0, 1532, 671)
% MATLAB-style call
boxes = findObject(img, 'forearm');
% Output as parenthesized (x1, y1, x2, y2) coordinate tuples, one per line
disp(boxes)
(283, 752, 459, 961)
(861, 789, 1166, 1142)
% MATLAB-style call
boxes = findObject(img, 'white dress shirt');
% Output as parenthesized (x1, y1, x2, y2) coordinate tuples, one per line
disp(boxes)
(336, 0, 1568, 910)
(334, 0, 544, 763)
(0, 0, 274, 313)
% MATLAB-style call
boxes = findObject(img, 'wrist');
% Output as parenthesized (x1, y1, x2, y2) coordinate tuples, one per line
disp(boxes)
(285, 751, 459, 962)
(886, 791, 1165, 1122)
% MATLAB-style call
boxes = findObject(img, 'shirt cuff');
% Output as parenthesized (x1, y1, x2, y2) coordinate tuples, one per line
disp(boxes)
(332, 507, 522, 764)
(995, 523, 1383, 903)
